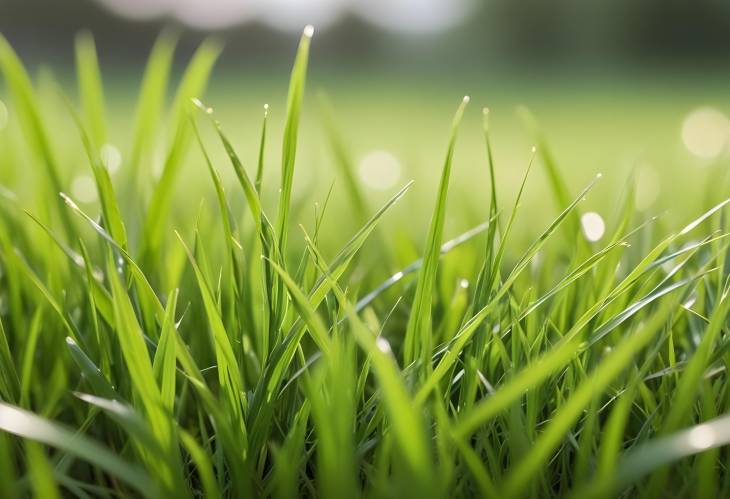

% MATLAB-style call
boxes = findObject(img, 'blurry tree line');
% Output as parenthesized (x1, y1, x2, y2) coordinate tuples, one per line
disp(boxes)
(1, 0, 729, 68)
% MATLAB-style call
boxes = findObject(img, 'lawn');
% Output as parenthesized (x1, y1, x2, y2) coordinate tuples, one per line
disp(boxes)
(0, 27, 729, 498)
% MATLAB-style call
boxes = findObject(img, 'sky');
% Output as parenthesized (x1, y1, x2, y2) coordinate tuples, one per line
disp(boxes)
(90, 0, 475, 33)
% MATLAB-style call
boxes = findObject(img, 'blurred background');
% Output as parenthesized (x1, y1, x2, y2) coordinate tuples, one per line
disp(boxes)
(2, 0, 730, 247)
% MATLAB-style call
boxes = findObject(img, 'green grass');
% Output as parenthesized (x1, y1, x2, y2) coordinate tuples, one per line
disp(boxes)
(0, 27, 729, 498)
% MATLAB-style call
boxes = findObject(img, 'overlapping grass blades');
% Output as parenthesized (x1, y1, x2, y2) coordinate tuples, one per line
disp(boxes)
(1, 25, 729, 499)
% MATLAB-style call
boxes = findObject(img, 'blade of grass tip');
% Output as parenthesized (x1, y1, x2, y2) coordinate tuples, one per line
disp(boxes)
(469, 107, 500, 307)
(276, 25, 314, 255)
(404, 95, 469, 368)
(74, 30, 107, 147)
(301, 235, 435, 488)
(318, 92, 368, 221)
(0, 402, 157, 497)
(500, 298, 680, 497)
(255, 103, 269, 194)
(0, 34, 75, 238)
(65, 337, 118, 400)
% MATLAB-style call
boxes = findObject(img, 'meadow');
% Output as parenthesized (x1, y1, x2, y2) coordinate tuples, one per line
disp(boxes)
(0, 27, 729, 498)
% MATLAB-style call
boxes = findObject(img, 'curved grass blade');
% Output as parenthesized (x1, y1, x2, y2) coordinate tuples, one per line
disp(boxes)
(276, 25, 314, 253)
(404, 95, 469, 367)
(74, 31, 106, 146)
(0, 34, 75, 238)
(0, 402, 157, 497)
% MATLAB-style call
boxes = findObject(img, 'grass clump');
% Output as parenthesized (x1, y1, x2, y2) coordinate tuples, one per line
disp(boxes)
(0, 27, 729, 498)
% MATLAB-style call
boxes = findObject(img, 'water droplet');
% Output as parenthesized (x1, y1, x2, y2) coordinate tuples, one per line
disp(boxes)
(458, 278, 469, 289)
(100, 143, 122, 174)
(358, 150, 402, 190)
(681, 107, 730, 159)
(376, 336, 391, 354)
(581, 212, 605, 242)
(71, 175, 98, 203)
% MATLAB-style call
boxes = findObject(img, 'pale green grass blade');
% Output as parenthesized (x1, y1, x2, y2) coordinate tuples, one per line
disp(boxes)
(176, 231, 247, 425)
(64, 97, 128, 248)
(25, 441, 61, 499)
(19, 311, 43, 406)
(74, 31, 106, 146)
(0, 35, 75, 238)
(180, 429, 221, 499)
(0, 318, 18, 403)
(276, 25, 314, 253)
(142, 40, 222, 260)
(152, 289, 179, 412)
(265, 258, 331, 356)
(404, 95, 469, 367)
(255, 103, 269, 194)
(576, 412, 730, 499)
(501, 299, 680, 497)
(301, 232, 435, 488)
(0, 402, 157, 497)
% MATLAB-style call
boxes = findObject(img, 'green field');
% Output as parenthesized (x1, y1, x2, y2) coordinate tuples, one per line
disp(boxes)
(0, 29, 729, 498)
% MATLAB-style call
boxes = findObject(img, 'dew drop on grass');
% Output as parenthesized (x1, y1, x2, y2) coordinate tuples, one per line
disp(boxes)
(71, 175, 98, 203)
(100, 143, 122, 174)
(688, 425, 716, 450)
(358, 150, 402, 190)
(681, 107, 730, 159)
(0, 100, 7, 130)
(376, 336, 392, 354)
(581, 211, 605, 242)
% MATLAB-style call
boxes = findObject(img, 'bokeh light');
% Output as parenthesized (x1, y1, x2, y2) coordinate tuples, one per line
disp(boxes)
(581, 212, 606, 242)
(357, 150, 402, 190)
(681, 107, 730, 159)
